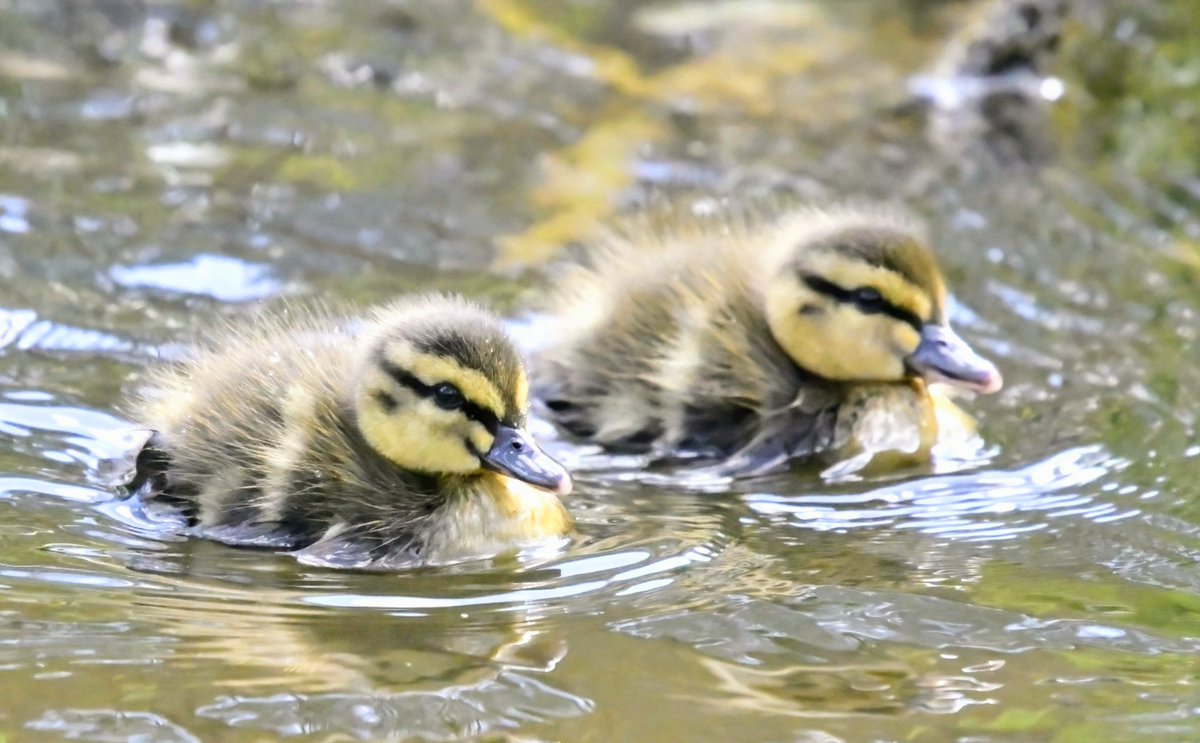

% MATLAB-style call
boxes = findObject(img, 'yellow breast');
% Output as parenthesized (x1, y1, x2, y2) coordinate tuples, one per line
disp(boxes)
(825, 381, 980, 477)
(418, 474, 572, 564)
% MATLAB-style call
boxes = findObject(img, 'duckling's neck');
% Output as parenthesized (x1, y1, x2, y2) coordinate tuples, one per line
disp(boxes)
(417, 473, 572, 563)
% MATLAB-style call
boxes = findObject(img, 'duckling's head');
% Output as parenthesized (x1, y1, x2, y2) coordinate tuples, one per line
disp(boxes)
(352, 295, 571, 495)
(763, 208, 1002, 394)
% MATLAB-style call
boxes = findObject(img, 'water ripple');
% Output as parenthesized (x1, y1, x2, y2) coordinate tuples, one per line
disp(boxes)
(26, 710, 202, 743)
(743, 446, 1127, 541)
(302, 543, 715, 613)
(195, 671, 593, 741)
(0, 308, 138, 356)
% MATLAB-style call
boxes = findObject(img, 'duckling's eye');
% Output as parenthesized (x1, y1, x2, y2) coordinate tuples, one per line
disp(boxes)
(852, 287, 885, 312)
(433, 383, 464, 411)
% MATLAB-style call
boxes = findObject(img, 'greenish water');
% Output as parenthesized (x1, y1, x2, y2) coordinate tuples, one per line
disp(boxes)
(1, 1, 1199, 741)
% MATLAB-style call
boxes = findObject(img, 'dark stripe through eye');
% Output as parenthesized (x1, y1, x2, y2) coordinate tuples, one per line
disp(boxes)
(432, 383, 464, 411)
(801, 274, 923, 330)
(379, 359, 500, 431)
(373, 390, 398, 412)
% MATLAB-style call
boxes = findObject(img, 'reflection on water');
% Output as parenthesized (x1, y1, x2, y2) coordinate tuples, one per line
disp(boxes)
(744, 445, 1131, 541)
(26, 711, 202, 743)
(303, 544, 715, 611)
(1, 0, 1199, 741)
(109, 253, 281, 302)
(194, 675, 593, 741)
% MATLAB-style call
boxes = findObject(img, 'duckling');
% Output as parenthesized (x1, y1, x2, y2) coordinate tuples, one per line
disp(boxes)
(530, 204, 1002, 474)
(124, 294, 572, 568)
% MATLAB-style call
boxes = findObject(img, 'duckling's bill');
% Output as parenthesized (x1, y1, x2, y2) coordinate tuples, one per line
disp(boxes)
(480, 424, 573, 495)
(905, 324, 1002, 394)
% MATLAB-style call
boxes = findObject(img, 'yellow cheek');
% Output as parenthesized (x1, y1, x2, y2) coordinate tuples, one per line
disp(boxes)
(892, 323, 921, 356)
(357, 398, 480, 474)
(825, 311, 906, 381)
(775, 305, 909, 383)
(468, 424, 494, 457)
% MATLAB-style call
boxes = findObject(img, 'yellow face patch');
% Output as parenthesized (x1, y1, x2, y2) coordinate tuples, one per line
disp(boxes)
(766, 272, 917, 383)
(352, 336, 536, 475)
(383, 342, 507, 420)
(891, 323, 921, 357)
(805, 251, 935, 323)
(357, 389, 482, 474)
(467, 422, 494, 457)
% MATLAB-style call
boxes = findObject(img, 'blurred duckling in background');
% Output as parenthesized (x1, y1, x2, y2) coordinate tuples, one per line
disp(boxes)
(125, 294, 572, 568)
(531, 205, 1002, 475)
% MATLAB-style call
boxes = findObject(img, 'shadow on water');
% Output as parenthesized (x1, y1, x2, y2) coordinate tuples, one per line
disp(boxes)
(1, 0, 1199, 741)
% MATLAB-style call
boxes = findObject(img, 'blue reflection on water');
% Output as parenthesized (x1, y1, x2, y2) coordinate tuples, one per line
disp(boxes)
(109, 253, 280, 302)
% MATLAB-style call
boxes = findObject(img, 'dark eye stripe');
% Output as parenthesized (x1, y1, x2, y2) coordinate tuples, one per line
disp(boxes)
(373, 390, 398, 412)
(379, 358, 500, 432)
(801, 273, 924, 330)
